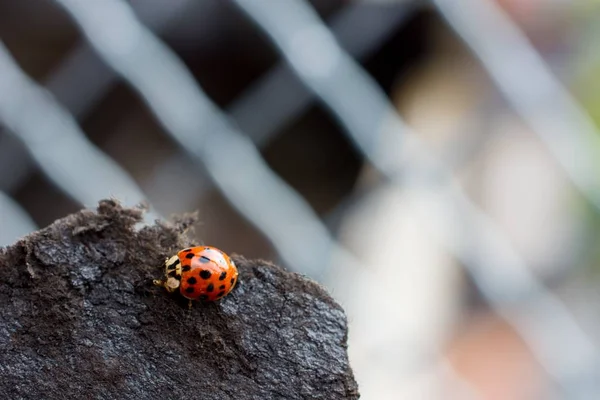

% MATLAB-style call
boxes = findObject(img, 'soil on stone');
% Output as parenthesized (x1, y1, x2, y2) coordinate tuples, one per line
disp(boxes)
(0, 199, 359, 400)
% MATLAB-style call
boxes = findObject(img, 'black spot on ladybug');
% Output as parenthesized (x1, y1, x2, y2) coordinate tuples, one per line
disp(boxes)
(219, 284, 225, 290)
(199, 294, 208, 301)
(199, 256, 210, 263)
(230, 278, 235, 285)
(185, 287, 194, 294)
(206, 283, 214, 292)
(217, 291, 225, 298)
(219, 272, 227, 281)
(182, 265, 191, 272)
(185, 253, 195, 259)
(200, 270, 211, 279)
(187, 277, 197, 285)
(168, 270, 178, 277)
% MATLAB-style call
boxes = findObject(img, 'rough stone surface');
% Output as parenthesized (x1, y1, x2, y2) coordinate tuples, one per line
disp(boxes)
(0, 200, 359, 399)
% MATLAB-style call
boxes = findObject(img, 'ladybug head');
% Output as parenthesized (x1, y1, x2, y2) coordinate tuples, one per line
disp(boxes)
(157, 255, 182, 293)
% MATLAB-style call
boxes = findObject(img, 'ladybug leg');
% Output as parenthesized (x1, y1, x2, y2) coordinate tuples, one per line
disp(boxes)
(188, 299, 193, 310)
(153, 276, 180, 293)
(153, 279, 164, 287)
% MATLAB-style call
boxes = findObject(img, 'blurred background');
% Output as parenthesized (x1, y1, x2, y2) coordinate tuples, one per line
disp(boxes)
(1, 0, 600, 398)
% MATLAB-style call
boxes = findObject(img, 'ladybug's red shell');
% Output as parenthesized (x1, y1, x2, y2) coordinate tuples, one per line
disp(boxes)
(176, 246, 238, 301)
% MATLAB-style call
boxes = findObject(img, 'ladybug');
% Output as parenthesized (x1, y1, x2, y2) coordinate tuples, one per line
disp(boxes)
(154, 246, 238, 306)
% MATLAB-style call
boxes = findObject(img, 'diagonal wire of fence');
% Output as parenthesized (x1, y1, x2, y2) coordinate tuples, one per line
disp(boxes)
(0, 191, 38, 247)
(228, 2, 417, 145)
(0, 0, 196, 242)
(432, 0, 600, 213)
(0, 42, 157, 221)
(230, 0, 600, 397)
(0, 0, 199, 197)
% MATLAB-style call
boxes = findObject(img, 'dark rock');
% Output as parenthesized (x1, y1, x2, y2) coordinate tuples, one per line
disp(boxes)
(0, 199, 359, 399)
